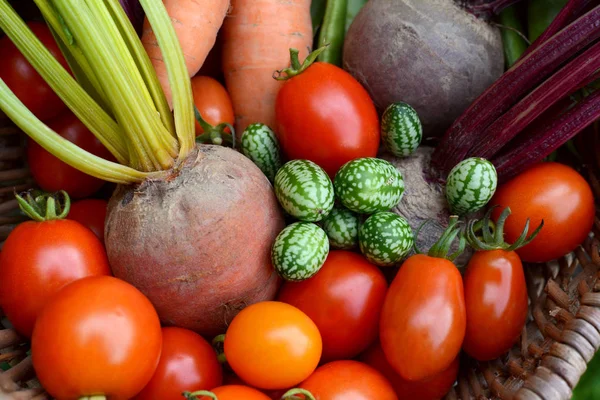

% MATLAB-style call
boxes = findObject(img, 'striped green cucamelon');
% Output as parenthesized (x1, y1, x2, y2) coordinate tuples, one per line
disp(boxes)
(445, 157, 498, 215)
(381, 102, 423, 157)
(358, 212, 414, 267)
(271, 222, 330, 281)
(274, 159, 335, 222)
(334, 158, 404, 214)
(321, 204, 360, 249)
(240, 123, 282, 182)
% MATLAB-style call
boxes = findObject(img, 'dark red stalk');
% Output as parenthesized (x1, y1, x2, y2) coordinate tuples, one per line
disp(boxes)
(522, 0, 594, 57)
(468, 39, 600, 159)
(433, 5, 600, 175)
(464, 0, 525, 18)
(493, 88, 600, 181)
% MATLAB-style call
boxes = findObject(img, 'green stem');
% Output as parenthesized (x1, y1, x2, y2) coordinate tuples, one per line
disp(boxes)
(211, 334, 227, 364)
(0, 78, 149, 184)
(426, 216, 466, 261)
(273, 47, 329, 81)
(194, 107, 236, 147)
(498, 4, 529, 68)
(0, 0, 129, 165)
(183, 391, 217, 400)
(15, 190, 71, 222)
(140, 0, 195, 161)
(317, 0, 348, 66)
(281, 388, 316, 400)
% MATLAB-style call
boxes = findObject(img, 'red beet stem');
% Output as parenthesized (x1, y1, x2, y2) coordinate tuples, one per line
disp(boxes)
(493, 88, 600, 181)
(468, 39, 600, 159)
(433, 5, 600, 175)
(465, 0, 525, 17)
(522, 0, 594, 58)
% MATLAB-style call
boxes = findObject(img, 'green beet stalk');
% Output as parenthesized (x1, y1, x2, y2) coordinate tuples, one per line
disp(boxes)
(499, 4, 528, 68)
(528, 0, 569, 42)
(317, 0, 348, 66)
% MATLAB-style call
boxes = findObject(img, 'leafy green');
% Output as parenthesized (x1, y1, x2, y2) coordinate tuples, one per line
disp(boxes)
(573, 350, 600, 400)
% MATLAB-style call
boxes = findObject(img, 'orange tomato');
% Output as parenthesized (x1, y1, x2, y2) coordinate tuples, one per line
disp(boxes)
(191, 75, 235, 136)
(224, 301, 322, 390)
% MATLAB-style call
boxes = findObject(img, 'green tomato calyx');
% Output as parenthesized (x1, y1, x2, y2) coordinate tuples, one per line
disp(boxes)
(273, 46, 329, 81)
(415, 216, 466, 262)
(16, 189, 71, 222)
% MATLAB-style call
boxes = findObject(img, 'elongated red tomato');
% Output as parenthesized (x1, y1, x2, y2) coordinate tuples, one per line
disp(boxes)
(298, 360, 398, 400)
(463, 250, 528, 361)
(135, 327, 223, 400)
(27, 111, 113, 199)
(32, 276, 162, 399)
(277, 250, 387, 361)
(360, 341, 459, 400)
(67, 199, 108, 244)
(0, 21, 69, 120)
(491, 162, 594, 263)
(191, 75, 234, 136)
(0, 219, 110, 337)
(380, 254, 466, 381)
(275, 62, 380, 177)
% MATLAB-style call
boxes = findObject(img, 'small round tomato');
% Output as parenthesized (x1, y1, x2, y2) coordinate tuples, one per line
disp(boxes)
(297, 360, 398, 400)
(135, 327, 223, 400)
(275, 62, 380, 177)
(491, 162, 594, 263)
(463, 249, 528, 361)
(31, 276, 162, 399)
(0, 21, 69, 120)
(360, 341, 459, 400)
(277, 250, 387, 361)
(196, 385, 271, 400)
(380, 254, 466, 382)
(67, 199, 108, 244)
(27, 111, 113, 199)
(0, 219, 110, 337)
(191, 75, 234, 136)
(224, 301, 322, 390)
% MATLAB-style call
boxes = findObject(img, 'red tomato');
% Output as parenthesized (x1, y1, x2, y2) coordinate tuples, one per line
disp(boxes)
(135, 327, 222, 400)
(198, 385, 271, 400)
(27, 111, 113, 199)
(224, 301, 322, 390)
(491, 162, 595, 263)
(31, 276, 162, 399)
(298, 360, 398, 400)
(67, 199, 108, 244)
(191, 76, 234, 136)
(462, 250, 528, 361)
(0, 219, 110, 337)
(275, 62, 380, 177)
(0, 21, 68, 120)
(277, 250, 387, 361)
(360, 341, 459, 400)
(380, 254, 466, 381)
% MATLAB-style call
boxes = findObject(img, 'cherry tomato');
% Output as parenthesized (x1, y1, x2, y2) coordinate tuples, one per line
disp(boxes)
(360, 341, 459, 400)
(31, 276, 162, 399)
(491, 162, 595, 263)
(380, 254, 466, 381)
(135, 327, 223, 400)
(277, 250, 387, 361)
(462, 249, 528, 361)
(298, 360, 398, 400)
(67, 199, 108, 244)
(0, 21, 69, 121)
(191, 76, 234, 136)
(0, 219, 110, 337)
(198, 385, 271, 400)
(275, 62, 380, 177)
(224, 301, 322, 390)
(27, 111, 113, 199)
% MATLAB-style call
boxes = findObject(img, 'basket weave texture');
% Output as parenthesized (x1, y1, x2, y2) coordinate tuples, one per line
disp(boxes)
(0, 119, 599, 400)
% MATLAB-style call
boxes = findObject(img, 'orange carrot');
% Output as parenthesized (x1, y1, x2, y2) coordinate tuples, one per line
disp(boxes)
(221, 0, 313, 134)
(141, 0, 230, 106)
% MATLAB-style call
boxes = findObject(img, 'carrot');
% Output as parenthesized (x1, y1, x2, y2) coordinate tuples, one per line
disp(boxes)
(222, 0, 313, 134)
(141, 0, 230, 106)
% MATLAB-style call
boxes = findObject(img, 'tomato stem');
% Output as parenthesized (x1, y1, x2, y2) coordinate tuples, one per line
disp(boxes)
(281, 388, 316, 400)
(194, 107, 236, 148)
(211, 334, 227, 364)
(183, 390, 217, 400)
(419, 216, 467, 261)
(15, 190, 71, 222)
(273, 46, 329, 81)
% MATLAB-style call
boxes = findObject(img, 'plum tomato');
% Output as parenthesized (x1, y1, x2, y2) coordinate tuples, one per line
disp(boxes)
(67, 199, 108, 244)
(191, 75, 234, 137)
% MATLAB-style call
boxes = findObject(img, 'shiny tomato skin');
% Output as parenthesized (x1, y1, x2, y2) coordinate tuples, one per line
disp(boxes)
(491, 162, 595, 263)
(380, 254, 466, 381)
(0, 21, 69, 121)
(31, 276, 162, 399)
(0, 220, 110, 337)
(275, 62, 380, 177)
(299, 360, 398, 400)
(201, 385, 271, 400)
(463, 250, 528, 361)
(67, 199, 108, 244)
(191, 75, 234, 136)
(360, 341, 459, 400)
(277, 250, 387, 361)
(27, 111, 113, 199)
(135, 327, 223, 400)
(224, 301, 322, 390)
